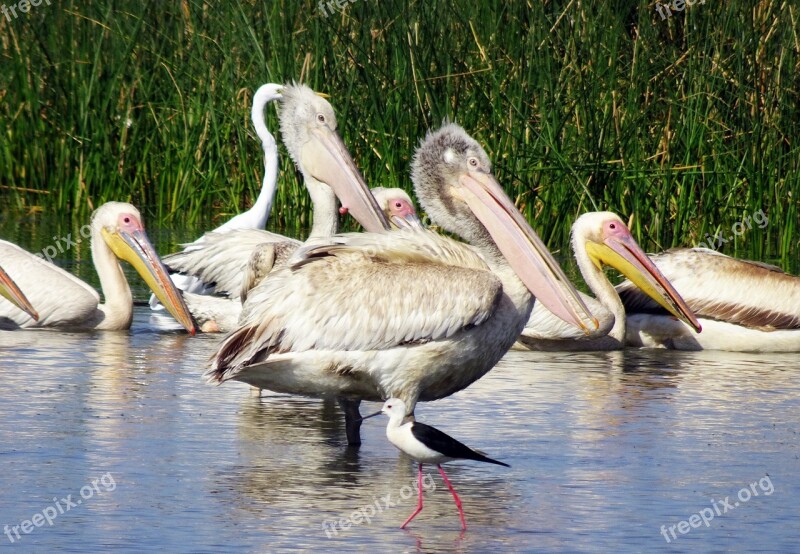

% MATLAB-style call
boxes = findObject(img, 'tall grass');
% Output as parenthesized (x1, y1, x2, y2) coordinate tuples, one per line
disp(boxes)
(1, 0, 798, 262)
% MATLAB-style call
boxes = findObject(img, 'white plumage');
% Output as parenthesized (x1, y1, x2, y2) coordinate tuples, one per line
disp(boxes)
(619, 247, 800, 351)
(150, 83, 284, 310)
(0, 202, 195, 332)
(516, 212, 700, 350)
(205, 124, 596, 444)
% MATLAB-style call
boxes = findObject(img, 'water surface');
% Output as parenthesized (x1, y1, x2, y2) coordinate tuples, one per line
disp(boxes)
(0, 309, 798, 552)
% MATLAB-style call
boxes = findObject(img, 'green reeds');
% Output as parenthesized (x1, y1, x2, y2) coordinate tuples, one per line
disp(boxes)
(1, 0, 798, 263)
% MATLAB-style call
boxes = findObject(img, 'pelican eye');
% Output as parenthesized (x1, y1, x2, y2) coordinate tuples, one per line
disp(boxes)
(316, 113, 326, 123)
(394, 201, 402, 208)
(123, 217, 131, 224)
(468, 157, 479, 168)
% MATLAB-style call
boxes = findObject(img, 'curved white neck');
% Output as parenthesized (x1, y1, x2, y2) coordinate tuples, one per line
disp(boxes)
(573, 239, 625, 341)
(249, 137, 278, 229)
(250, 89, 281, 229)
(92, 232, 133, 330)
(305, 177, 339, 240)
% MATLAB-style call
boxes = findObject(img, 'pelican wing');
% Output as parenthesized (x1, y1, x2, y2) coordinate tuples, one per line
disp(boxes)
(0, 239, 100, 328)
(164, 229, 301, 297)
(617, 248, 800, 330)
(208, 229, 502, 379)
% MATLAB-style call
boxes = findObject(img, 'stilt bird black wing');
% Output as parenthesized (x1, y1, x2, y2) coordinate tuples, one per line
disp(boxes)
(411, 422, 510, 467)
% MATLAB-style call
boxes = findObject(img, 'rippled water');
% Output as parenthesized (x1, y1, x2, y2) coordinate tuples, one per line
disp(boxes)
(0, 307, 798, 552)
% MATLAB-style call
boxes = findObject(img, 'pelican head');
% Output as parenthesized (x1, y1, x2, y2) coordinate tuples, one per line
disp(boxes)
(574, 212, 702, 332)
(93, 202, 196, 334)
(370, 187, 423, 229)
(0, 264, 38, 320)
(278, 83, 389, 233)
(411, 123, 597, 332)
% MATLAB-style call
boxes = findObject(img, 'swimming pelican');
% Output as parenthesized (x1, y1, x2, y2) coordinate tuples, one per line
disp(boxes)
(150, 83, 284, 310)
(205, 123, 597, 444)
(516, 212, 701, 350)
(172, 187, 421, 332)
(0, 202, 195, 332)
(619, 247, 800, 352)
(0, 265, 38, 320)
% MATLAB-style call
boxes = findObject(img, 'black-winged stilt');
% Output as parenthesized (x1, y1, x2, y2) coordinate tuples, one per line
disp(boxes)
(362, 398, 509, 530)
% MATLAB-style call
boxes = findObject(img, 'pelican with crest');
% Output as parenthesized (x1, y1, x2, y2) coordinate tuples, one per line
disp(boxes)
(165, 83, 393, 331)
(205, 123, 598, 444)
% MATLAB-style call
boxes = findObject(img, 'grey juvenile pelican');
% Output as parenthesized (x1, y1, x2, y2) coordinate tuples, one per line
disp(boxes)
(205, 123, 597, 444)
(0, 202, 195, 332)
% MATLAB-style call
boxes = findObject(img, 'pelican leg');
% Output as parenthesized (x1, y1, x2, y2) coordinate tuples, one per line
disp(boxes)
(437, 464, 467, 531)
(338, 397, 363, 446)
(401, 463, 425, 529)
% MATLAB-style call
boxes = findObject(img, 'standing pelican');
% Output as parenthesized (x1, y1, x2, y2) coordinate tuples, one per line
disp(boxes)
(619, 248, 800, 351)
(151, 83, 284, 310)
(205, 123, 598, 445)
(0, 202, 195, 332)
(0, 265, 38, 320)
(516, 212, 700, 350)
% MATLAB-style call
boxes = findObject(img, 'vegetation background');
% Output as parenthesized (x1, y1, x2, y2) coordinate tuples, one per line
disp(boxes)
(1, 0, 798, 264)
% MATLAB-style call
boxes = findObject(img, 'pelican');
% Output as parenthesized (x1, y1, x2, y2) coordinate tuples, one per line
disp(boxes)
(172, 187, 421, 332)
(0, 265, 38, 320)
(618, 247, 800, 352)
(205, 123, 598, 445)
(150, 83, 284, 310)
(355, 187, 419, 226)
(160, 82, 404, 332)
(515, 212, 701, 350)
(0, 202, 195, 332)
(164, 82, 390, 291)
